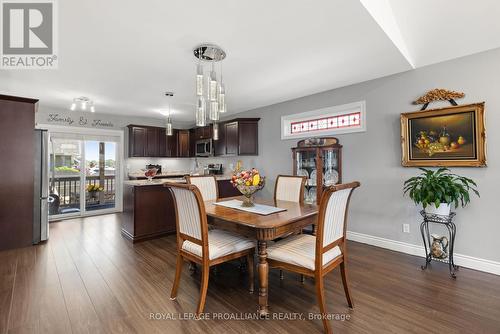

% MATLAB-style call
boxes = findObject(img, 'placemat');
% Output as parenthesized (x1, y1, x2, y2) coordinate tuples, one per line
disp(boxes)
(213, 199, 286, 215)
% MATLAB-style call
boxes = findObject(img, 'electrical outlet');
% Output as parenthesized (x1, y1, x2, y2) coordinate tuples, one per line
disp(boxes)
(402, 224, 410, 233)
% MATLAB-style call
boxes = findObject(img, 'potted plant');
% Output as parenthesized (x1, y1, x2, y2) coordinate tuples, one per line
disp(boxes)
(403, 168, 479, 215)
(87, 184, 104, 200)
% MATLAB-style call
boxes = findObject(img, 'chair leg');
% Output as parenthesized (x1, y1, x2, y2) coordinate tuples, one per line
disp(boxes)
(340, 262, 354, 308)
(315, 274, 332, 334)
(247, 253, 254, 293)
(196, 264, 210, 315)
(170, 254, 183, 300)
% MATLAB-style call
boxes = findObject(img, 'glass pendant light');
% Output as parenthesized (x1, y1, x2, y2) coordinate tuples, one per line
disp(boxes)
(213, 122, 219, 140)
(209, 62, 218, 102)
(165, 92, 174, 136)
(218, 83, 226, 113)
(166, 116, 173, 136)
(196, 95, 207, 126)
(209, 100, 219, 121)
(196, 52, 204, 96)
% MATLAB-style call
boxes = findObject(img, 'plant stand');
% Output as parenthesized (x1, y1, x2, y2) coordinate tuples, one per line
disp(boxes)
(420, 210, 459, 278)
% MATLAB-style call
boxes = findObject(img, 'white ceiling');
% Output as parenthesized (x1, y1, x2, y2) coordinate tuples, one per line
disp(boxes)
(2, 0, 500, 122)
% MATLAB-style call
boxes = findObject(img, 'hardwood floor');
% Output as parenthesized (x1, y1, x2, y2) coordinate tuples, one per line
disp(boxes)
(1, 213, 500, 333)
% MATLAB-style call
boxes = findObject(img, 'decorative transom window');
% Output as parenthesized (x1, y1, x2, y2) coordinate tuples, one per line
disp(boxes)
(281, 101, 366, 140)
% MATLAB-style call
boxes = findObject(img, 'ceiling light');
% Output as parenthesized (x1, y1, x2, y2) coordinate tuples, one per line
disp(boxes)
(70, 96, 95, 113)
(165, 92, 174, 136)
(193, 43, 227, 132)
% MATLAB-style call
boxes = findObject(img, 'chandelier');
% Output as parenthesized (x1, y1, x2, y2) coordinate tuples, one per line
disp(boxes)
(70, 96, 95, 113)
(193, 44, 227, 139)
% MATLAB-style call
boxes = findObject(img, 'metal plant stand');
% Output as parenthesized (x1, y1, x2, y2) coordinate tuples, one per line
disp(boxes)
(420, 210, 459, 278)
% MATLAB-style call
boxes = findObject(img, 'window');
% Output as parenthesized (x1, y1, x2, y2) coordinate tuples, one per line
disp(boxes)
(281, 101, 366, 140)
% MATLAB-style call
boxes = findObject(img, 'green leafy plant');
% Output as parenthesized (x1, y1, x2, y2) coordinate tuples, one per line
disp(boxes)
(403, 168, 479, 209)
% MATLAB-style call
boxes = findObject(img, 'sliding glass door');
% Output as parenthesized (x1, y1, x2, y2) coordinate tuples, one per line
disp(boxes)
(48, 132, 122, 220)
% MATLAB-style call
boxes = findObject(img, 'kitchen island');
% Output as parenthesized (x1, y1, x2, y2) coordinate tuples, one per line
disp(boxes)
(122, 176, 239, 242)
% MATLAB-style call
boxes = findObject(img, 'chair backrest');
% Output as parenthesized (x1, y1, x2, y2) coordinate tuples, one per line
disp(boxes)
(315, 182, 360, 266)
(165, 183, 209, 260)
(186, 175, 218, 201)
(274, 175, 307, 203)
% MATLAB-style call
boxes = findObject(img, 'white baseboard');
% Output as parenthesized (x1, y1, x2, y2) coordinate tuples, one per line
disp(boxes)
(346, 231, 500, 276)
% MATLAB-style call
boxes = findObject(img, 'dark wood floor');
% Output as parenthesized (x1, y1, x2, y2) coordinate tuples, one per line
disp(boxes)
(1, 214, 500, 334)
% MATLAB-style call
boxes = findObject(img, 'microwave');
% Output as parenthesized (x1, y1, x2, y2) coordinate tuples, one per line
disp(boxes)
(195, 139, 213, 157)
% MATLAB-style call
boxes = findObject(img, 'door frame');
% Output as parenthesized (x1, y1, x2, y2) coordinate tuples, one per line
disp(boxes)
(36, 124, 124, 220)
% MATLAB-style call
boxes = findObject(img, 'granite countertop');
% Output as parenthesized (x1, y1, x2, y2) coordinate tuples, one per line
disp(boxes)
(123, 178, 187, 186)
(128, 171, 191, 178)
(124, 174, 232, 186)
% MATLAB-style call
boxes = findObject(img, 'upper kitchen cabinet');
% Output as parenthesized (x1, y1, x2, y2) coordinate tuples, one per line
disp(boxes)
(177, 130, 190, 157)
(193, 125, 212, 140)
(128, 125, 180, 157)
(128, 125, 148, 157)
(215, 118, 260, 156)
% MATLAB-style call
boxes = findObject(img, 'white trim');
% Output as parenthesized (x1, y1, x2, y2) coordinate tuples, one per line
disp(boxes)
(281, 100, 366, 140)
(347, 231, 500, 276)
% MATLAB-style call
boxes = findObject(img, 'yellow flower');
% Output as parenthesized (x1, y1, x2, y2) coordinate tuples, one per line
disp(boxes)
(252, 174, 260, 186)
(245, 181, 251, 186)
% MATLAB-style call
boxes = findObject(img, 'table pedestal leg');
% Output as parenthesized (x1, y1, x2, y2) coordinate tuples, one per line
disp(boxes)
(257, 240, 269, 317)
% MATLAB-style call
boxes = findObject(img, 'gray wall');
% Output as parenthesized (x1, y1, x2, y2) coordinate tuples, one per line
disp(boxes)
(233, 48, 500, 263)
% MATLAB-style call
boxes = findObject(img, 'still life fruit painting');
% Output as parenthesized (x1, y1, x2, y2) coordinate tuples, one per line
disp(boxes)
(401, 103, 486, 167)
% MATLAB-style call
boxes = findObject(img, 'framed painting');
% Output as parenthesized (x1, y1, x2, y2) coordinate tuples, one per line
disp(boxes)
(401, 103, 486, 167)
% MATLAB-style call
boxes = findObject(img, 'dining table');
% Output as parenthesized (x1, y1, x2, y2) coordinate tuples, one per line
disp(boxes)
(204, 197, 319, 316)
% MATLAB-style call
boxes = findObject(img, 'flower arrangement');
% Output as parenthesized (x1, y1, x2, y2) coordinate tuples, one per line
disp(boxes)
(231, 168, 265, 207)
(86, 184, 104, 192)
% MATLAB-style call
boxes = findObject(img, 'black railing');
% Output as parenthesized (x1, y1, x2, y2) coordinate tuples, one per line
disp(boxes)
(51, 174, 116, 208)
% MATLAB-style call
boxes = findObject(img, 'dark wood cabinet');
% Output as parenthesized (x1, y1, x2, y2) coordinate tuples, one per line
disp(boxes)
(214, 122, 226, 156)
(167, 129, 178, 157)
(129, 126, 147, 157)
(194, 125, 212, 140)
(122, 184, 176, 243)
(146, 127, 159, 157)
(238, 120, 259, 155)
(225, 122, 239, 155)
(214, 118, 259, 156)
(177, 130, 190, 157)
(0, 95, 38, 251)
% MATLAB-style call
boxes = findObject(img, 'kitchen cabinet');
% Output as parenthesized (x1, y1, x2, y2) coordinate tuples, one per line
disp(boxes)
(0, 95, 38, 251)
(128, 125, 181, 158)
(214, 122, 226, 156)
(177, 130, 190, 157)
(214, 118, 259, 156)
(129, 126, 147, 157)
(146, 127, 159, 157)
(194, 125, 212, 140)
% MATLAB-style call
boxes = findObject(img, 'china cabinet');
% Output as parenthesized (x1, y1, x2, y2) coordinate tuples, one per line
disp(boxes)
(292, 137, 342, 204)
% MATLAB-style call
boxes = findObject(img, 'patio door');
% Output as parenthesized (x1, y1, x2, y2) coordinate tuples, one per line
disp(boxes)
(48, 131, 122, 220)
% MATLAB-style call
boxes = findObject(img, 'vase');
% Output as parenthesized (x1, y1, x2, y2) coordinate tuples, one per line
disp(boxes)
(90, 191, 98, 200)
(425, 203, 451, 216)
(242, 193, 254, 207)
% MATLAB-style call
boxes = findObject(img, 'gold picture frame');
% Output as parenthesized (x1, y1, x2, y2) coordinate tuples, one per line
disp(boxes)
(401, 103, 486, 167)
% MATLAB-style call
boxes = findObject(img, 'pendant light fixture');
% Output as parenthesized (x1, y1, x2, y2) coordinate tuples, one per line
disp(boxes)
(165, 92, 174, 136)
(193, 44, 227, 131)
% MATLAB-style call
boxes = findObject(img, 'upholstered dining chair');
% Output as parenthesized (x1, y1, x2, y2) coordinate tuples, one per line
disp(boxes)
(266, 181, 360, 334)
(185, 175, 218, 201)
(274, 175, 307, 203)
(274, 175, 307, 280)
(165, 183, 255, 315)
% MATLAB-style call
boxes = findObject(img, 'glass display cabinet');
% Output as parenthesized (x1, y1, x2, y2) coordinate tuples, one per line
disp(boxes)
(292, 137, 342, 204)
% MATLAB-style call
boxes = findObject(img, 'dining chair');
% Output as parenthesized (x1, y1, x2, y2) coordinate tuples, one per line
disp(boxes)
(274, 175, 307, 280)
(185, 175, 218, 201)
(166, 183, 255, 315)
(274, 175, 307, 203)
(266, 181, 360, 334)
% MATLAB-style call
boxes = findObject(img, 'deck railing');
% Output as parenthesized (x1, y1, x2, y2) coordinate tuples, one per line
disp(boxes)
(51, 174, 116, 207)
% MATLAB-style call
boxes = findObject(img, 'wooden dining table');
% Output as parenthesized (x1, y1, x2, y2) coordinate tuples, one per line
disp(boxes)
(204, 197, 318, 316)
